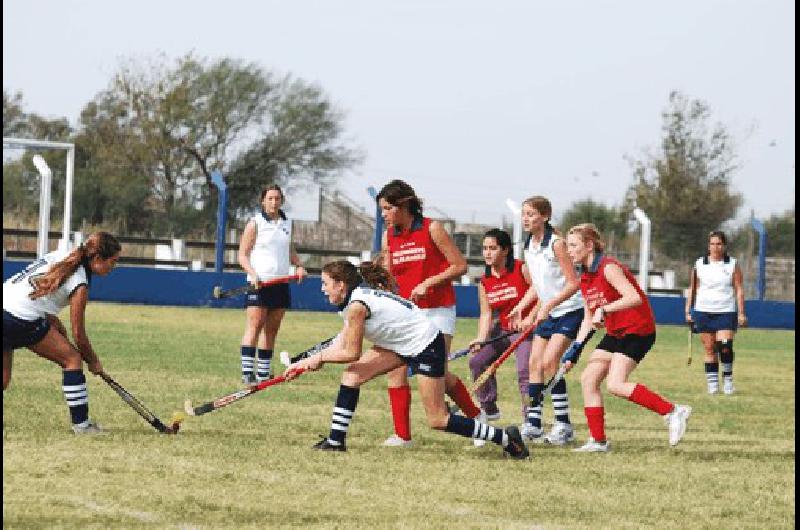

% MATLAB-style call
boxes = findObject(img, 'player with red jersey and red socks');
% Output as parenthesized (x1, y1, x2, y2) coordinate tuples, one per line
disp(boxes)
(563, 223, 692, 452)
(376, 179, 480, 447)
(468, 228, 537, 440)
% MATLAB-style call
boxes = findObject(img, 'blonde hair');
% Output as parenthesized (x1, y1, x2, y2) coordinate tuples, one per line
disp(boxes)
(30, 232, 121, 299)
(567, 223, 606, 253)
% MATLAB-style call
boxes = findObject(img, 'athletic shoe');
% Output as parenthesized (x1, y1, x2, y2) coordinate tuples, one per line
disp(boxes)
(723, 379, 735, 395)
(313, 436, 346, 452)
(665, 404, 692, 446)
(473, 410, 488, 447)
(256, 372, 272, 383)
(520, 423, 544, 443)
(707, 382, 719, 395)
(242, 373, 257, 385)
(543, 421, 575, 446)
(382, 434, 413, 448)
(72, 421, 107, 435)
(573, 437, 610, 452)
(482, 401, 502, 421)
(502, 425, 530, 460)
(279, 350, 292, 367)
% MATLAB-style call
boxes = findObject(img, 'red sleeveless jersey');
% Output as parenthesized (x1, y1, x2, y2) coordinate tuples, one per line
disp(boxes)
(387, 217, 456, 309)
(480, 259, 534, 331)
(579, 254, 655, 337)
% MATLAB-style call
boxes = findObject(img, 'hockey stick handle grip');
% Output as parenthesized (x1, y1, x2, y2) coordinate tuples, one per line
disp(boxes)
(448, 330, 517, 361)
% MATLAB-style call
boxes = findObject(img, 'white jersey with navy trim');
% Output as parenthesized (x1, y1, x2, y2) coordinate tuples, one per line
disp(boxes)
(3, 251, 89, 320)
(248, 213, 293, 282)
(694, 256, 737, 313)
(524, 232, 584, 318)
(346, 286, 440, 358)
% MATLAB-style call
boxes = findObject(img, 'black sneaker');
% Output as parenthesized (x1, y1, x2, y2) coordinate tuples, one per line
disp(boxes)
(503, 425, 530, 460)
(313, 436, 346, 452)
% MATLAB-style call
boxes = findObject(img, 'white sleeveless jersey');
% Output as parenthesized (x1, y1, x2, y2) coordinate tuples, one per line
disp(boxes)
(345, 285, 440, 358)
(3, 251, 89, 320)
(694, 256, 737, 313)
(247, 213, 292, 282)
(524, 231, 583, 317)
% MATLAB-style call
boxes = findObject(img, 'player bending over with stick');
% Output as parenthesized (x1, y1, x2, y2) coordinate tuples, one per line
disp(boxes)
(285, 260, 529, 459)
(3, 232, 121, 434)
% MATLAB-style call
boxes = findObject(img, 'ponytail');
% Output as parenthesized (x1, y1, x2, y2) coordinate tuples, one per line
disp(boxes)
(30, 232, 121, 299)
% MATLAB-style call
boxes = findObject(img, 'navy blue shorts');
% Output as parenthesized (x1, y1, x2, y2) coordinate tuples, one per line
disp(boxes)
(403, 332, 446, 378)
(245, 283, 291, 309)
(535, 308, 584, 340)
(691, 311, 738, 333)
(596, 332, 656, 363)
(3, 310, 50, 352)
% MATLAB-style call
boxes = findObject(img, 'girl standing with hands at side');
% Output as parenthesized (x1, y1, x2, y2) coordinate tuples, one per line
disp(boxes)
(686, 230, 747, 395)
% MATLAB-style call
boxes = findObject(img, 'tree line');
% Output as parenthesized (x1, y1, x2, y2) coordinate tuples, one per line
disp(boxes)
(3, 56, 794, 258)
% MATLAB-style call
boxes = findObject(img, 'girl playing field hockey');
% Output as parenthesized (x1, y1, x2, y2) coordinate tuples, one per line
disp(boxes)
(564, 223, 691, 452)
(468, 229, 537, 442)
(3, 231, 122, 434)
(376, 179, 480, 447)
(237, 185, 307, 384)
(685, 230, 747, 395)
(284, 260, 529, 459)
(508, 196, 583, 445)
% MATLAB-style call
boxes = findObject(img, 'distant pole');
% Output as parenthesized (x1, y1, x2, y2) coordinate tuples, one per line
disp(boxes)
(632, 208, 651, 293)
(750, 218, 767, 301)
(505, 199, 522, 259)
(367, 186, 383, 253)
(211, 170, 228, 274)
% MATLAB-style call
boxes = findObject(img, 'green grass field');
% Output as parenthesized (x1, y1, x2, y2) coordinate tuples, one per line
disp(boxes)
(2, 303, 795, 529)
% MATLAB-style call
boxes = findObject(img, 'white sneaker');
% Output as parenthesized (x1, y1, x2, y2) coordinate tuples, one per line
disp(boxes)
(72, 421, 107, 435)
(520, 423, 544, 443)
(707, 383, 719, 395)
(573, 437, 610, 452)
(543, 421, 575, 446)
(723, 379, 735, 395)
(382, 434, 413, 448)
(473, 411, 488, 447)
(666, 404, 692, 446)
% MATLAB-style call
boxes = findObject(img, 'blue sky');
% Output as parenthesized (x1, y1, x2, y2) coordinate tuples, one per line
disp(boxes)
(3, 0, 795, 226)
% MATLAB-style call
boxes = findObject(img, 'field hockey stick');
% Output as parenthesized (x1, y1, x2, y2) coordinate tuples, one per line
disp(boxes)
(212, 274, 300, 299)
(471, 325, 536, 392)
(279, 335, 338, 367)
(99, 372, 182, 434)
(687, 323, 693, 366)
(448, 330, 517, 361)
(184, 368, 307, 417)
(542, 328, 597, 397)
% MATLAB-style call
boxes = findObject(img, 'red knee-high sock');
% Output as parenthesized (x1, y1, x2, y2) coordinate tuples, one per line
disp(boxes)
(627, 384, 674, 415)
(388, 385, 412, 440)
(447, 378, 481, 418)
(584, 407, 606, 442)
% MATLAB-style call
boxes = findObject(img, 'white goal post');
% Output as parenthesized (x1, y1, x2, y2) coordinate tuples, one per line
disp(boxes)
(3, 137, 75, 257)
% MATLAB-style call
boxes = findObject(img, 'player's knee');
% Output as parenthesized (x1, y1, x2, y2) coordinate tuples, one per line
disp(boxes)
(580, 369, 600, 390)
(716, 339, 734, 363)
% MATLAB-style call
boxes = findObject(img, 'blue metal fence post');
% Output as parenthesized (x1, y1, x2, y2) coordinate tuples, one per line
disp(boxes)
(750, 218, 767, 301)
(367, 186, 384, 253)
(210, 170, 228, 275)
